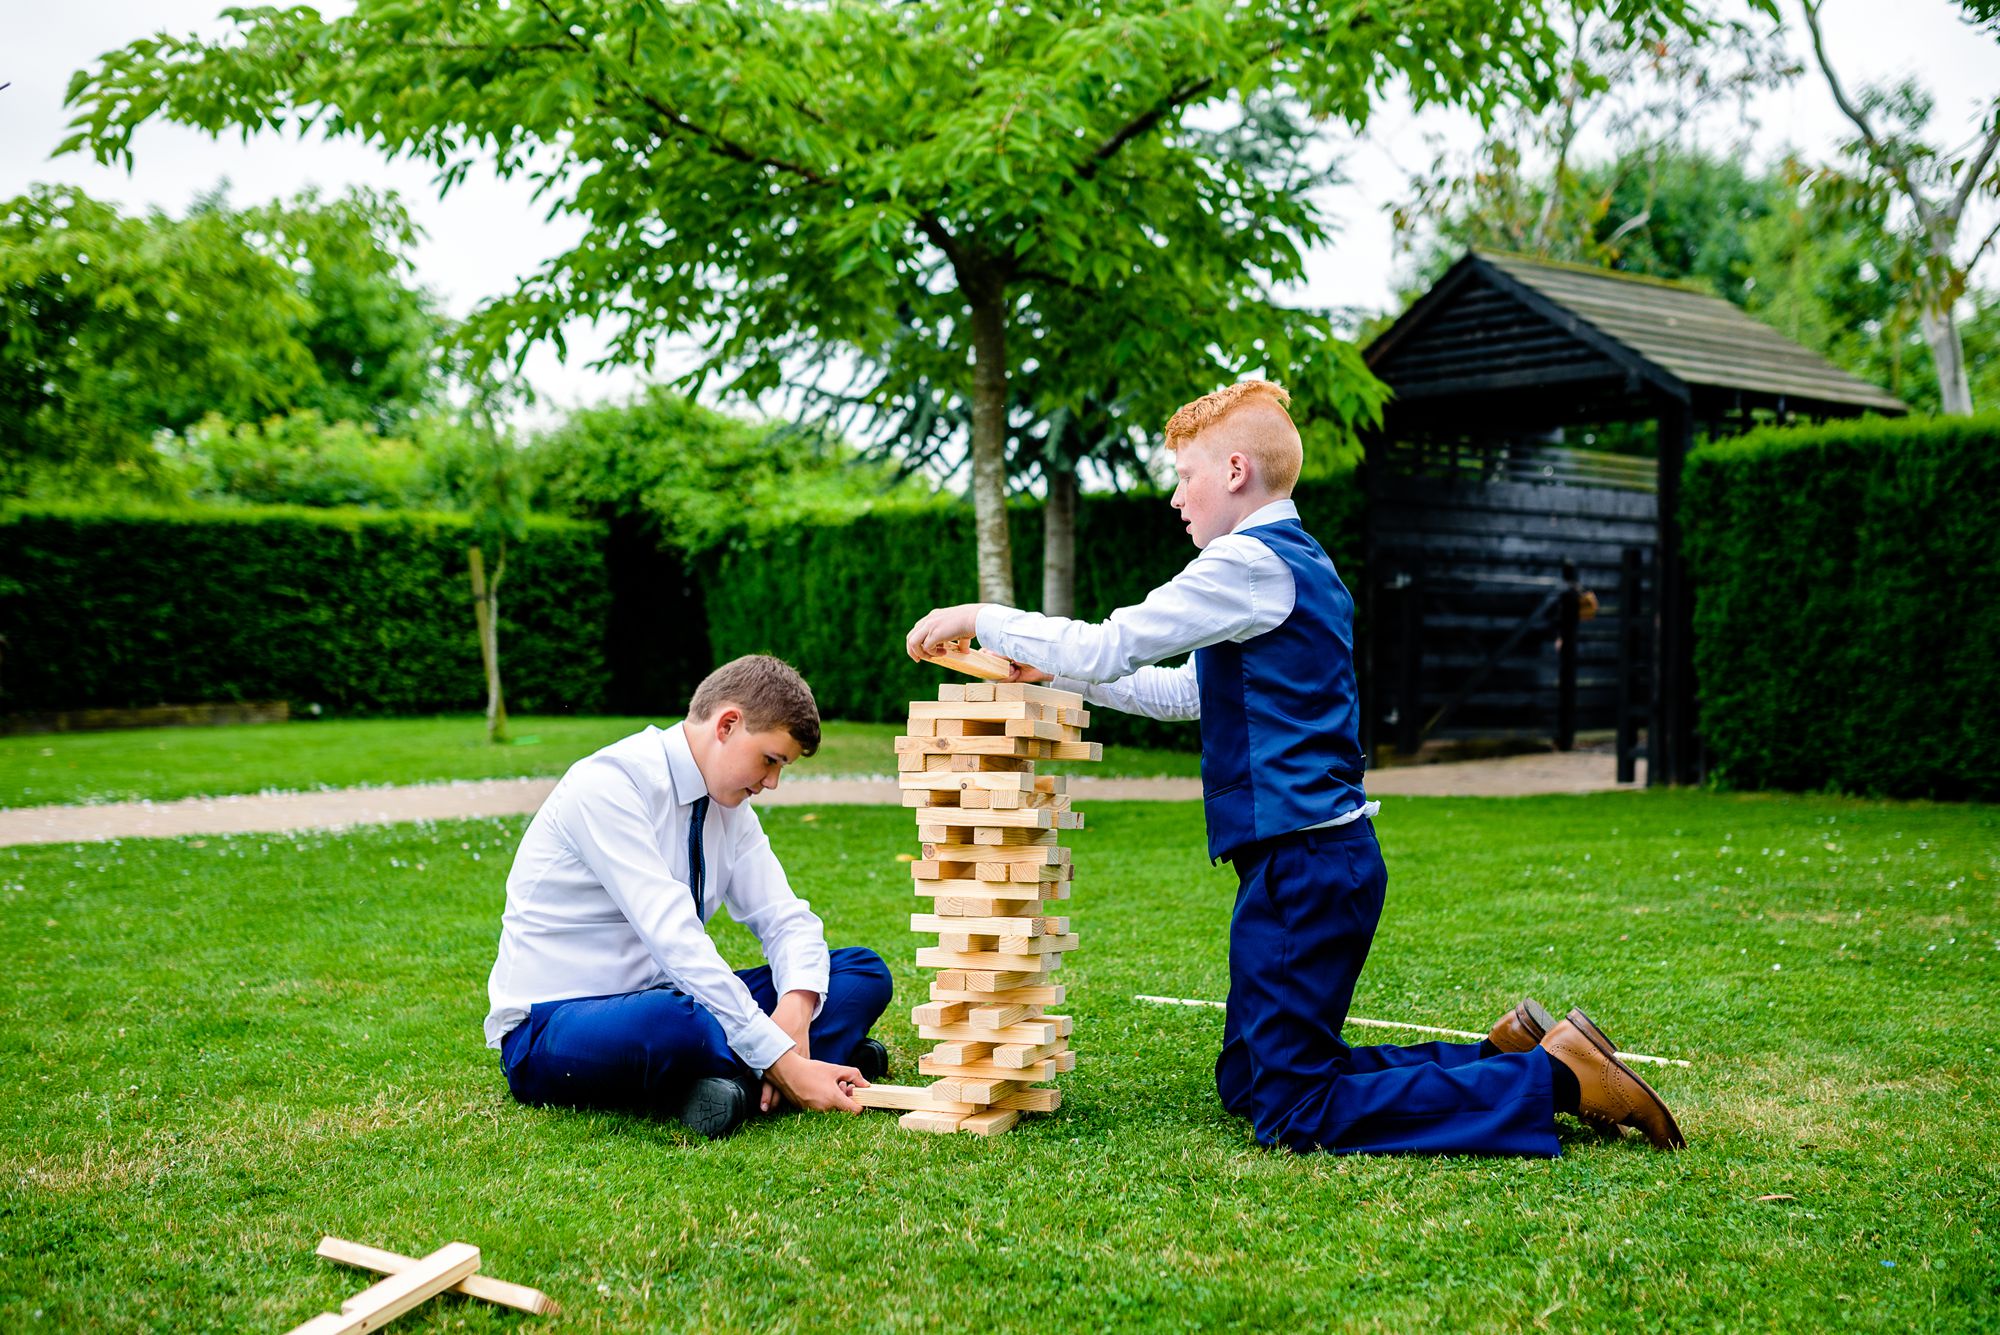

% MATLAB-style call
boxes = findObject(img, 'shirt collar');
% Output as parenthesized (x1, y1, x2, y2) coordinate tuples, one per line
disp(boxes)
(1232, 498, 1300, 534)
(660, 722, 709, 808)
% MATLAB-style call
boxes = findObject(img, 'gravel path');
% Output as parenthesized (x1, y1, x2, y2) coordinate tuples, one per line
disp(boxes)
(0, 752, 1642, 847)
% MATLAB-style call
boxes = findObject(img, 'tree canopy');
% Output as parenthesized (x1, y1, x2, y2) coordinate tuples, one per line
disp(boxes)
(64, 0, 1720, 601)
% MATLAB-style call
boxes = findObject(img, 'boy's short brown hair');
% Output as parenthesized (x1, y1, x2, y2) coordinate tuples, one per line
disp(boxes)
(1162, 379, 1304, 493)
(688, 654, 821, 755)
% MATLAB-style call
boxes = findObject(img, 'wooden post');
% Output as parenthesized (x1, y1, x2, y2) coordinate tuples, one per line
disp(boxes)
(1555, 559, 1579, 752)
(1395, 572, 1424, 760)
(468, 545, 508, 745)
(1616, 546, 1645, 785)
(1654, 399, 1698, 785)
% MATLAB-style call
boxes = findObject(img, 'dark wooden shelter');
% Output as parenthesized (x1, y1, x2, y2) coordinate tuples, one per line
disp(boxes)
(1360, 250, 1905, 784)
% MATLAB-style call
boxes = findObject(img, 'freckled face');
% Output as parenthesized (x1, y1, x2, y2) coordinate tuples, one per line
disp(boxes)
(1169, 438, 1240, 550)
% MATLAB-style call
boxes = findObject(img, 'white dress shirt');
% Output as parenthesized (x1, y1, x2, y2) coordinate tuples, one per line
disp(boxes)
(484, 722, 830, 1073)
(975, 498, 1379, 829)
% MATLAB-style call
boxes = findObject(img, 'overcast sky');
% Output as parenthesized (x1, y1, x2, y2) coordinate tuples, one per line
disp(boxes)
(5, 1, 1997, 430)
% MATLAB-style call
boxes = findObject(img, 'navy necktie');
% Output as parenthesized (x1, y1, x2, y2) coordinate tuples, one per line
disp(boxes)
(686, 795, 710, 919)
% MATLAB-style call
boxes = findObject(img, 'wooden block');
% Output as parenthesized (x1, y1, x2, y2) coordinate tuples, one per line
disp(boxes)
(928, 1039, 995, 1065)
(896, 735, 1054, 759)
(923, 638, 1014, 680)
(919, 1018, 1061, 1044)
(903, 716, 937, 738)
(933, 968, 1052, 992)
(959, 1108, 1020, 1136)
(916, 894, 1042, 917)
(962, 682, 997, 702)
(909, 700, 1054, 723)
(1011, 861, 1069, 883)
(897, 772, 1066, 794)
(900, 1109, 970, 1133)
(918, 824, 1056, 846)
(910, 806, 1063, 830)
(930, 1075, 1022, 1104)
(1003, 719, 1076, 742)
(993, 1038, 1066, 1068)
(911, 880, 1059, 904)
(969, 1002, 1035, 1029)
(937, 683, 967, 702)
(958, 788, 994, 809)
(314, 1238, 559, 1317)
(916, 948, 1070, 971)
(969, 825, 1054, 845)
(986, 787, 1023, 809)
(912, 913, 1056, 936)
(920, 1054, 1058, 1082)
(285, 1243, 482, 1335)
(992, 681, 1086, 709)
(921, 842, 1066, 865)
(932, 979, 1066, 1005)
(1050, 741, 1103, 761)
(992, 1085, 1062, 1114)
(856, 1084, 979, 1114)
(911, 1000, 969, 1026)
(1059, 708, 1091, 727)
(933, 718, 1004, 738)
(1056, 1049, 1076, 1071)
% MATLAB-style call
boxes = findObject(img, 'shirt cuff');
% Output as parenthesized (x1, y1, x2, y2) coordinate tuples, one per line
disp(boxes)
(772, 958, 831, 1023)
(732, 1012, 798, 1076)
(975, 603, 1022, 656)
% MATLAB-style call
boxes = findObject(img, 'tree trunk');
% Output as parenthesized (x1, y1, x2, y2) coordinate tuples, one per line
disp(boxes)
(967, 285, 1015, 606)
(1042, 457, 1077, 617)
(469, 544, 509, 744)
(1921, 301, 1974, 414)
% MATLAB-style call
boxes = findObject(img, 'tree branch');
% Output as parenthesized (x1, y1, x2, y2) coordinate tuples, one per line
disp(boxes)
(1965, 209, 2000, 279)
(1946, 115, 2000, 225)
(1800, 0, 1935, 230)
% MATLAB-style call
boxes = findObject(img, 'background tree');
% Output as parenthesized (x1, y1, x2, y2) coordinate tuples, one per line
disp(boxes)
(460, 388, 530, 745)
(65, 0, 1713, 605)
(1799, 0, 2000, 414)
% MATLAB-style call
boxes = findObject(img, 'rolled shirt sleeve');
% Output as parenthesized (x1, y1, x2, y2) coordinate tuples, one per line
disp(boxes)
(560, 763, 798, 1073)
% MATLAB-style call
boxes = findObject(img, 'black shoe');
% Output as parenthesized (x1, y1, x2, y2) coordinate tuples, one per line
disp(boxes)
(675, 1075, 748, 1140)
(849, 1037, 890, 1084)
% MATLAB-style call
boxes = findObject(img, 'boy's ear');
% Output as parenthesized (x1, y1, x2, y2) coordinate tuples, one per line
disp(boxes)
(1227, 450, 1251, 493)
(713, 706, 743, 739)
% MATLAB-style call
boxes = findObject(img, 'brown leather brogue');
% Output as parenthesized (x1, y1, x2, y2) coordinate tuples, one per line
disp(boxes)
(1541, 1008, 1687, 1149)
(1486, 996, 1558, 1053)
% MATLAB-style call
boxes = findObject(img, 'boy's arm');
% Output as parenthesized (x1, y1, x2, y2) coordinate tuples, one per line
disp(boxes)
(971, 536, 1294, 682)
(1049, 661, 1201, 721)
(721, 805, 831, 1025)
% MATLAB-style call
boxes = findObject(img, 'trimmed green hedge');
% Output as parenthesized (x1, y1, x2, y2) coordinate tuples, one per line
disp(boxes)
(1684, 415, 2000, 800)
(0, 505, 611, 716)
(708, 473, 1364, 746)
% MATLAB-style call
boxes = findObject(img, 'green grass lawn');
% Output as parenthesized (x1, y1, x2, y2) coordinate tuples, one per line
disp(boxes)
(0, 715, 1201, 808)
(3, 792, 1995, 1331)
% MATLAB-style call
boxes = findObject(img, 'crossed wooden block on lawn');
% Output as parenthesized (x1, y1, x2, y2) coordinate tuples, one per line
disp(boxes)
(854, 641, 1102, 1135)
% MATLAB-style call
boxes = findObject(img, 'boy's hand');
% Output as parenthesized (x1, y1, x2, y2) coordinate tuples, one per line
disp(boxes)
(905, 604, 986, 662)
(762, 990, 817, 1113)
(764, 1050, 868, 1114)
(1007, 663, 1052, 684)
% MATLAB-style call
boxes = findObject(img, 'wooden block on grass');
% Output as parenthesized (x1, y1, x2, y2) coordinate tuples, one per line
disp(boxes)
(930, 1076, 1022, 1104)
(900, 1109, 970, 1134)
(959, 1109, 1020, 1136)
(314, 1237, 559, 1317)
(992, 1086, 1062, 1114)
(285, 1243, 482, 1335)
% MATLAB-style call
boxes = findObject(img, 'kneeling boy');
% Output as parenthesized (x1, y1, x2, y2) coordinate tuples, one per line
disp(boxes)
(484, 654, 891, 1139)
(905, 381, 1682, 1156)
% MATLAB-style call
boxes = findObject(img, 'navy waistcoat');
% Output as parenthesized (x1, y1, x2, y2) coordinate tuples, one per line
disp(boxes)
(1194, 518, 1368, 862)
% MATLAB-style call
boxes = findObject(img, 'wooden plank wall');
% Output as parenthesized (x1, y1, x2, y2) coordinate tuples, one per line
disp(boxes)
(1368, 435, 1657, 742)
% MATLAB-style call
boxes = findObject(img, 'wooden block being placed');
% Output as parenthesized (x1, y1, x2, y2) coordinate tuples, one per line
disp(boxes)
(923, 638, 1014, 680)
(285, 1243, 483, 1335)
(900, 1109, 970, 1134)
(855, 1084, 979, 1114)
(959, 1108, 1020, 1137)
(314, 1238, 559, 1317)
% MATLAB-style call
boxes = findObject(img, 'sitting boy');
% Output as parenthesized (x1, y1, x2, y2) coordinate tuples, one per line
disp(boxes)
(904, 380, 1682, 1155)
(484, 654, 892, 1139)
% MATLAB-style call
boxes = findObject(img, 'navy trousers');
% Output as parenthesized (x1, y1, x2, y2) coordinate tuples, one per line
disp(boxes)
(1213, 821, 1561, 1156)
(499, 945, 893, 1117)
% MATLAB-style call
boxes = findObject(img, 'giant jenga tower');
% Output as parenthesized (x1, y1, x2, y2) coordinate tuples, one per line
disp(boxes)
(854, 641, 1101, 1136)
